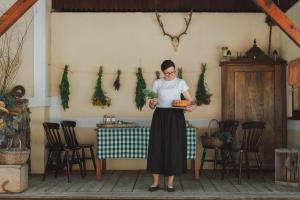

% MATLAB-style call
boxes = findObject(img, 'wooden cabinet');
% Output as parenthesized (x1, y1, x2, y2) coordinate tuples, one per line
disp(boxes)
(220, 44, 287, 168)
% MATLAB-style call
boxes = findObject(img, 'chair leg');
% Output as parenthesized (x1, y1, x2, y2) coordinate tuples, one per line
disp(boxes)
(75, 150, 85, 178)
(238, 151, 244, 184)
(221, 149, 226, 180)
(245, 152, 250, 179)
(64, 151, 71, 183)
(255, 152, 263, 180)
(199, 148, 207, 176)
(55, 151, 62, 178)
(214, 148, 218, 177)
(69, 151, 75, 172)
(42, 151, 52, 181)
(81, 148, 87, 176)
(90, 147, 97, 172)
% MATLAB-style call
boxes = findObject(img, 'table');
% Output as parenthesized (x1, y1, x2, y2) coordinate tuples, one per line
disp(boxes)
(95, 127, 200, 179)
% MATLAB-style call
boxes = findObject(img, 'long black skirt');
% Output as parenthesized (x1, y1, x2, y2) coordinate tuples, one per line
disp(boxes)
(147, 107, 187, 176)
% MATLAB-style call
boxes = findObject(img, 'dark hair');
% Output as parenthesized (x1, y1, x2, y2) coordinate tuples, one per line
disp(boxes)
(161, 60, 175, 71)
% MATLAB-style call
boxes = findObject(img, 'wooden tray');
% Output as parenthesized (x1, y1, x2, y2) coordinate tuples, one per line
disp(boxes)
(97, 123, 140, 128)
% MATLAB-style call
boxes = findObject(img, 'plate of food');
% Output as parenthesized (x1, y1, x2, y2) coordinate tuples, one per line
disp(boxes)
(171, 100, 192, 109)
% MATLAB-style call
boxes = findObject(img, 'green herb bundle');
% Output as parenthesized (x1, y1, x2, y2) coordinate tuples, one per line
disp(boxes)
(92, 66, 111, 108)
(135, 68, 146, 111)
(59, 65, 70, 110)
(177, 67, 185, 100)
(142, 89, 157, 99)
(195, 63, 212, 105)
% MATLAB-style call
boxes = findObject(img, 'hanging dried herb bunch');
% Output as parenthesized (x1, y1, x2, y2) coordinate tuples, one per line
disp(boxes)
(92, 66, 111, 108)
(155, 71, 160, 80)
(177, 67, 185, 100)
(113, 69, 121, 91)
(135, 67, 146, 111)
(195, 63, 212, 105)
(59, 65, 70, 110)
(177, 67, 183, 79)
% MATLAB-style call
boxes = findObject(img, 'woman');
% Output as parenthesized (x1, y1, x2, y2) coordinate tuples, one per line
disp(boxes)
(147, 59, 195, 192)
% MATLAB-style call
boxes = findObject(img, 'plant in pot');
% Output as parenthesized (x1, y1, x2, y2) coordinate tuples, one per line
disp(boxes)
(0, 17, 31, 165)
(201, 119, 232, 148)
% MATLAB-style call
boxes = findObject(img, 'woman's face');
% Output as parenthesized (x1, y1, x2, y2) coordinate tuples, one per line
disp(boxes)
(163, 66, 176, 81)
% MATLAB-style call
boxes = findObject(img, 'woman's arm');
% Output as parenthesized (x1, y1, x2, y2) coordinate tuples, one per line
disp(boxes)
(182, 90, 193, 102)
(182, 90, 195, 112)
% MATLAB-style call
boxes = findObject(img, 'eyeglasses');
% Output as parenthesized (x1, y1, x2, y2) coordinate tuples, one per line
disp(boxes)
(163, 71, 176, 76)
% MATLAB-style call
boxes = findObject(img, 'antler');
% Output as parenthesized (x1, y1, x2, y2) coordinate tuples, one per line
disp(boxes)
(155, 12, 173, 38)
(155, 11, 193, 51)
(177, 10, 193, 38)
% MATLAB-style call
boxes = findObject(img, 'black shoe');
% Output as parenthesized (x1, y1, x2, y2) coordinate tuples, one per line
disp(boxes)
(148, 185, 159, 192)
(166, 186, 175, 192)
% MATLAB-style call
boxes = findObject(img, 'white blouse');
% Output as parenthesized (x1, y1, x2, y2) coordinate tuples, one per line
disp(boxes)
(152, 77, 189, 108)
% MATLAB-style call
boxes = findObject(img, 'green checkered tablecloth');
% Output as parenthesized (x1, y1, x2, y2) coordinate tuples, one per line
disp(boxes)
(97, 127, 196, 159)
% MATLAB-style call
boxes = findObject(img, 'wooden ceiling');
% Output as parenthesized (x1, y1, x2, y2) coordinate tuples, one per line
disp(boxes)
(52, 0, 298, 12)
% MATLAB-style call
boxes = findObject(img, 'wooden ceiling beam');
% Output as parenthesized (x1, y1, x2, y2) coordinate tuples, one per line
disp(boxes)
(0, 0, 38, 37)
(252, 0, 300, 47)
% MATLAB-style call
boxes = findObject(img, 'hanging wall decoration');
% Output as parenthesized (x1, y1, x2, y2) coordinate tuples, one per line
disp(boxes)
(135, 68, 147, 111)
(92, 66, 111, 108)
(177, 67, 183, 79)
(156, 11, 193, 51)
(113, 69, 121, 91)
(155, 71, 160, 80)
(177, 67, 185, 100)
(59, 65, 70, 110)
(195, 63, 212, 105)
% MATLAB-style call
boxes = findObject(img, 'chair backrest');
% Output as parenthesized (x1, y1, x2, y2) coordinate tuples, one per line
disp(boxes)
(43, 122, 64, 149)
(60, 120, 78, 148)
(219, 120, 239, 137)
(241, 121, 265, 151)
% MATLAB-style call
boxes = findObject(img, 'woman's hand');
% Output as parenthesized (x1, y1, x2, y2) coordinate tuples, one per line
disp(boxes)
(184, 105, 195, 112)
(149, 98, 158, 109)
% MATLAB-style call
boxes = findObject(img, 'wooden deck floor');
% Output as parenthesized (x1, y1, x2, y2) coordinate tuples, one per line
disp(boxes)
(1, 170, 300, 200)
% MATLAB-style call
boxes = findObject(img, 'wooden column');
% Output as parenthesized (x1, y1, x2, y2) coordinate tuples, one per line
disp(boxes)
(0, 0, 38, 37)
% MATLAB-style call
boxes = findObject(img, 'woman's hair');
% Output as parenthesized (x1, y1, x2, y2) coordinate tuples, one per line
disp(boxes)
(161, 60, 175, 71)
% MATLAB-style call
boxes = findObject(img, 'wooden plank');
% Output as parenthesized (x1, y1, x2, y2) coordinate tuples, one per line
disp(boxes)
(0, 0, 37, 37)
(205, 171, 238, 192)
(179, 172, 204, 192)
(253, 0, 300, 47)
(226, 175, 257, 192)
(112, 170, 139, 192)
(99, 171, 121, 192)
(197, 171, 218, 192)
(66, 175, 92, 192)
(31, 176, 65, 192)
(133, 171, 153, 192)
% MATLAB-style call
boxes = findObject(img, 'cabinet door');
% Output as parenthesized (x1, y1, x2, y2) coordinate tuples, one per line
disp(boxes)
(235, 71, 275, 167)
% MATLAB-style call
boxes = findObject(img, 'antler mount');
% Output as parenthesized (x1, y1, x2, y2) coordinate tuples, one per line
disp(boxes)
(156, 11, 193, 51)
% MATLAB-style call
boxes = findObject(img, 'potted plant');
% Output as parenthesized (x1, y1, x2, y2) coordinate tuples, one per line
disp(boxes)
(0, 16, 31, 193)
(201, 119, 232, 148)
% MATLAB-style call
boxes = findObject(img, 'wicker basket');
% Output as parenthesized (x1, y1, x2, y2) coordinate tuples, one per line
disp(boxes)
(0, 138, 30, 165)
(201, 119, 223, 148)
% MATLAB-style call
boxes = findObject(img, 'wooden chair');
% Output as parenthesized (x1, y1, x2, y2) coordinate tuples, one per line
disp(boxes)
(231, 121, 265, 184)
(61, 120, 96, 175)
(42, 122, 84, 182)
(199, 120, 239, 177)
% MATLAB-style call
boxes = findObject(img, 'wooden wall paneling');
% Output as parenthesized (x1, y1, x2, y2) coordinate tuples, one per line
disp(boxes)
(262, 71, 275, 166)
(274, 64, 287, 147)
